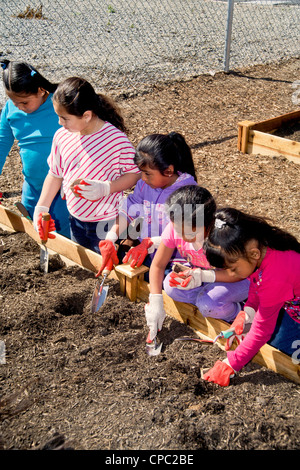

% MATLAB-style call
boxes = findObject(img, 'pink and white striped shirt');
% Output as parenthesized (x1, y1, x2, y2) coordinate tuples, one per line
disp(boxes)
(48, 121, 139, 222)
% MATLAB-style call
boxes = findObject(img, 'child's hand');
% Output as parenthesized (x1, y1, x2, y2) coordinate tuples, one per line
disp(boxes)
(224, 307, 255, 350)
(123, 237, 160, 268)
(145, 293, 166, 341)
(70, 179, 111, 201)
(96, 240, 119, 277)
(36, 212, 56, 241)
(202, 359, 235, 387)
(169, 268, 215, 289)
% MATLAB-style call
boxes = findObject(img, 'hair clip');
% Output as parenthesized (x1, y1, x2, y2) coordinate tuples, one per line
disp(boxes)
(215, 218, 226, 229)
(0, 62, 7, 70)
(31, 70, 37, 76)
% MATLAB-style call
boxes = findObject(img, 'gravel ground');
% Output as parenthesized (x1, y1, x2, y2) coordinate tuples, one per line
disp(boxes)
(0, 0, 299, 99)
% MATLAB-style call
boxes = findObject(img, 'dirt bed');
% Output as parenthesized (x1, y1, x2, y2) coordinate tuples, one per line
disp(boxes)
(0, 58, 300, 451)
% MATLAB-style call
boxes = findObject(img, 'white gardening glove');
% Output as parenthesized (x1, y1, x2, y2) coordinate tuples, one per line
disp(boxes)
(168, 268, 216, 290)
(225, 306, 256, 351)
(33, 205, 49, 231)
(72, 179, 111, 201)
(144, 293, 166, 341)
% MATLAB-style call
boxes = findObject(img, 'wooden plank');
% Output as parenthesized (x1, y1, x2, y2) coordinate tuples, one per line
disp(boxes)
(251, 110, 300, 133)
(0, 205, 118, 279)
(237, 120, 255, 153)
(248, 130, 300, 163)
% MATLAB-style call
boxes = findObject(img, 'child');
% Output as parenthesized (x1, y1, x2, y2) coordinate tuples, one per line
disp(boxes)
(0, 60, 70, 237)
(96, 132, 198, 276)
(34, 77, 140, 252)
(145, 186, 250, 342)
(202, 207, 300, 386)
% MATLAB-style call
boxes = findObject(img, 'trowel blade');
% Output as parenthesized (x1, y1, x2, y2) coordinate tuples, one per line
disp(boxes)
(146, 337, 163, 356)
(91, 278, 109, 313)
(40, 245, 49, 273)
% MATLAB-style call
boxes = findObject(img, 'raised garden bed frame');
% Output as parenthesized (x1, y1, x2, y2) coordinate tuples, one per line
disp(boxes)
(0, 204, 299, 385)
(238, 110, 300, 164)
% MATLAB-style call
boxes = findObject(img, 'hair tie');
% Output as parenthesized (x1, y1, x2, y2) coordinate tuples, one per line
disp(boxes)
(0, 62, 7, 70)
(31, 70, 37, 77)
(215, 218, 226, 229)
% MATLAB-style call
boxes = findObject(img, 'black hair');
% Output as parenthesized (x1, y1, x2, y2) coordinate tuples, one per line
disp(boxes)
(1, 59, 57, 94)
(134, 132, 197, 181)
(165, 185, 216, 231)
(204, 207, 300, 268)
(53, 77, 127, 133)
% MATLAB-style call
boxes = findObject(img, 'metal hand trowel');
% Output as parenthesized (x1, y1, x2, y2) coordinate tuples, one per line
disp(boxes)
(39, 213, 50, 274)
(91, 269, 110, 313)
(146, 331, 163, 356)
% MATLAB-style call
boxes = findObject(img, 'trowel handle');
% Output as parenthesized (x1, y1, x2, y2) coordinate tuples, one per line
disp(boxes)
(40, 213, 50, 244)
(102, 268, 111, 276)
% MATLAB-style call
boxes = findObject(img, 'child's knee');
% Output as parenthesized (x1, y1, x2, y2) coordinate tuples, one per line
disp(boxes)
(196, 294, 238, 321)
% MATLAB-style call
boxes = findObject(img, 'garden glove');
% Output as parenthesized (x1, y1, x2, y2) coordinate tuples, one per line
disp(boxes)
(168, 268, 216, 290)
(36, 212, 56, 241)
(96, 232, 119, 277)
(224, 306, 256, 351)
(123, 236, 161, 268)
(33, 206, 57, 240)
(144, 293, 166, 341)
(72, 179, 111, 201)
(202, 359, 236, 387)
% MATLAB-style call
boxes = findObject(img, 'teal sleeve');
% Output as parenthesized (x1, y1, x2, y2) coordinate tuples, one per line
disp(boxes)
(0, 105, 15, 174)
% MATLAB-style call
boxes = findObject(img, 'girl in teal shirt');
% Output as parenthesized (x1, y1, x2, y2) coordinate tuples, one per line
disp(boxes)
(0, 60, 70, 237)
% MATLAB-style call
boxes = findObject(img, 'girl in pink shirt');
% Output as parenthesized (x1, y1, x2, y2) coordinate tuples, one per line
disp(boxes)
(34, 77, 140, 252)
(145, 186, 250, 342)
(202, 207, 300, 386)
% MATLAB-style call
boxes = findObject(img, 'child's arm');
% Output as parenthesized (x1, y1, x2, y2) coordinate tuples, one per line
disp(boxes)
(71, 173, 140, 200)
(146, 242, 174, 340)
(149, 243, 174, 294)
(109, 172, 140, 193)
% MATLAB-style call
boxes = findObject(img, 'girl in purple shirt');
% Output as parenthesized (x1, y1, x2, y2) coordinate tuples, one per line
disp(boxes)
(202, 207, 300, 386)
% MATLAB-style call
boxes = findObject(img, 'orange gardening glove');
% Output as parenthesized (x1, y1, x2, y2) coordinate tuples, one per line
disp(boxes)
(202, 360, 235, 387)
(96, 240, 119, 277)
(37, 213, 56, 241)
(122, 238, 153, 268)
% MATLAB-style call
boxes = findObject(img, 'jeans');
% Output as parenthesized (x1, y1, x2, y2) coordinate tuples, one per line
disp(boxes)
(269, 308, 300, 358)
(69, 216, 115, 253)
(163, 273, 250, 322)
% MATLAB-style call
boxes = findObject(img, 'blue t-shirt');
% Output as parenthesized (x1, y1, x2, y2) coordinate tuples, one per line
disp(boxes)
(0, 93, 60, 189)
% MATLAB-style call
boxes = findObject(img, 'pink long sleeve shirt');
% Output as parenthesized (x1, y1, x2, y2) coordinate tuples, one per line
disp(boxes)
(228, 248, 300, 371)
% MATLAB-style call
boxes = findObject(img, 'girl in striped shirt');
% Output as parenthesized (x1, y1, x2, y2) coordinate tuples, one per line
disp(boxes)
(34, 77, 140, 252)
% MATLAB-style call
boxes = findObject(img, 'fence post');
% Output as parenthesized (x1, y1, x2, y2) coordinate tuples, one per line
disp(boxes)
(224, 0, 235, 73)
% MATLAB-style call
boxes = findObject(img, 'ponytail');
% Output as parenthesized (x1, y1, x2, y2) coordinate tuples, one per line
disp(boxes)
(204, 207, 300, 268)
(1, 60, 57, 94)
(134, 132, 197, 181)
(53, 77, 127, 133)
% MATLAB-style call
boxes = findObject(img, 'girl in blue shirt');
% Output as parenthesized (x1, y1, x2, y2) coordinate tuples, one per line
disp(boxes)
(0, 60, 70, 237)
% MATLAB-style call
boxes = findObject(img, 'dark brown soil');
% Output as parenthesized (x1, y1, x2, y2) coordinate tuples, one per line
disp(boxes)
(0, 58, 299, 451)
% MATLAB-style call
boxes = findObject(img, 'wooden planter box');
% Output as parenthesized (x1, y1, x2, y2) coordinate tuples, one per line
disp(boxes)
(238, 110, 300, 164)
(1, 204, 300, 385)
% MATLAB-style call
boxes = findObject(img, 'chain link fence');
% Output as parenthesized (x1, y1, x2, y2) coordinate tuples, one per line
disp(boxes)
(0, 0, 299, 102)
